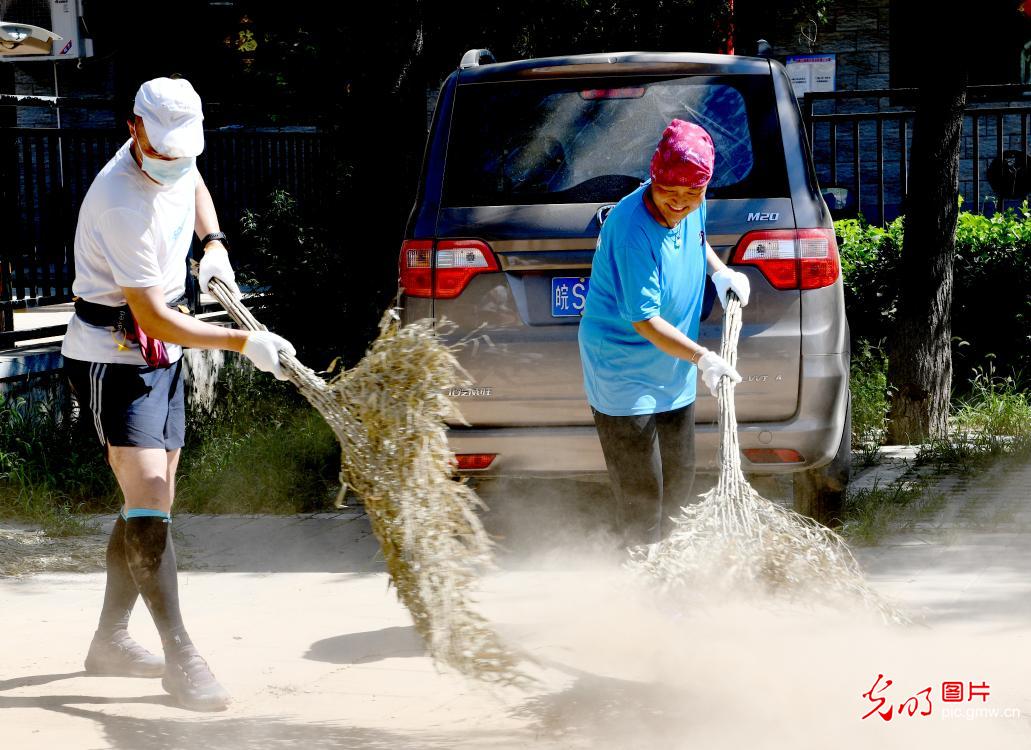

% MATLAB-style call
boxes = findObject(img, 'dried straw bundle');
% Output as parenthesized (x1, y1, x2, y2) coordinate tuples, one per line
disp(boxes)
(208, 279, 526, 685)
(628, 293, 908, 625)
(0, 527, 105, 576)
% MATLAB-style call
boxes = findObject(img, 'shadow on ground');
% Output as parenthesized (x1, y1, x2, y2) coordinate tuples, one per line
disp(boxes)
(304, 625, 424, 664)
(0, 672, 510, 750)
(509, 661, 698, 748)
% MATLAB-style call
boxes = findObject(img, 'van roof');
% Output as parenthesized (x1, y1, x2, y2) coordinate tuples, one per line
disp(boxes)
(456, 51, 774, 83)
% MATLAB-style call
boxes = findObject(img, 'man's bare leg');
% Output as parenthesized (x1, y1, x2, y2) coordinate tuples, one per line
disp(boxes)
(109, 445, 174, 512)
(167, 448, 180, 508)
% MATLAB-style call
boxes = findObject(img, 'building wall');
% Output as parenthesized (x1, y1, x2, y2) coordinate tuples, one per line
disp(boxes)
(761, 0, 891, 96)
(755, 0, 900, 222)
(9, 60, 118, 129)
(754, 0, 1026, 224)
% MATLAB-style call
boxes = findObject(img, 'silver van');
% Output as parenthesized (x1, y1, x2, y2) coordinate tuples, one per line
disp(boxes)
(400, 50, 851, 522)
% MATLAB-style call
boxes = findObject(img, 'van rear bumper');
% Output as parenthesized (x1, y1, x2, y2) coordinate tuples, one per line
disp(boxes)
(448, 352, 849, 477)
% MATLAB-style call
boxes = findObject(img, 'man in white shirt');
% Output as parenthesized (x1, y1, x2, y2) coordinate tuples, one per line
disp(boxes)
(62, 77, 294, 712)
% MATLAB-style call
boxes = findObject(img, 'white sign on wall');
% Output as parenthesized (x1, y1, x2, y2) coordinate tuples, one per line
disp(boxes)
(785, 54, 836, 98)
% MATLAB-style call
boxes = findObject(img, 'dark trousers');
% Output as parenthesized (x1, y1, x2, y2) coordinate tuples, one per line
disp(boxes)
(592, 402, 696, 547)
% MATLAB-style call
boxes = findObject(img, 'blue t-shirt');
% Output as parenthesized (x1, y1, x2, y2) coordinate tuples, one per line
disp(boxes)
(578, 181, 708, 416)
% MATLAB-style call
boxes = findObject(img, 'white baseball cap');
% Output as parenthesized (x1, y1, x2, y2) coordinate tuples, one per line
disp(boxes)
(133, 77, 205, 158)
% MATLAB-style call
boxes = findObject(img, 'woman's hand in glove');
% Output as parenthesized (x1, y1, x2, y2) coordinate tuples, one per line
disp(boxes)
(695, 349, 743, 397)
(710, 267, 750, 308)
(241, 331, 296, 381)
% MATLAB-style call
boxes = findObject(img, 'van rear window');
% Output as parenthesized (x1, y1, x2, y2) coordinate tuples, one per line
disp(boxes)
(443, 74, 788, 206)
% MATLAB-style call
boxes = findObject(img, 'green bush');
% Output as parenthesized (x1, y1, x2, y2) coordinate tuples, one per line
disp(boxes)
(951, 204, 1031, 381)
(836, 214, 903, 350)
(836, 202, 1031, 389)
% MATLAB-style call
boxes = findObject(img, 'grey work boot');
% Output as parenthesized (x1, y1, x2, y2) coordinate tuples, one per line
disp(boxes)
(162, 646, 231, 712)
(84, 630, 165, 678)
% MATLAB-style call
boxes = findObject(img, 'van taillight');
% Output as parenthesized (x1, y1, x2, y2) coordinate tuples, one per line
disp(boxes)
(455, 453, 497, 470)
(399, 239, 499, 299)
(730, 228, 840, 290)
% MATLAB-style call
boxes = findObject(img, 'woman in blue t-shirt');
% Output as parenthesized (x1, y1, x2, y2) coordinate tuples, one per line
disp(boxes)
(578, 119, 750, 547)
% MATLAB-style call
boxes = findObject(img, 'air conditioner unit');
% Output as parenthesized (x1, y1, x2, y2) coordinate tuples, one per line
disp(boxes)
(0, 0, 93, 60)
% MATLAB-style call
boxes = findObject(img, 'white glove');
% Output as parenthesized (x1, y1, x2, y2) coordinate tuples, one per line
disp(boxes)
(241, 331, 296, 381)
(696, 349, 742, 397)
(198, 245, 241, 297)
(710, 267, 750, 308)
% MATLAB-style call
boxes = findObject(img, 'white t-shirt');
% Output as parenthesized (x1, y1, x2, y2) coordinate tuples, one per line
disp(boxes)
(61, 139, 197, 365)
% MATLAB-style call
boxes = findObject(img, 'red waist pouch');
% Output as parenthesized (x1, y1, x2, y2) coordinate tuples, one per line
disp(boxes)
(127, 319, 171, 368)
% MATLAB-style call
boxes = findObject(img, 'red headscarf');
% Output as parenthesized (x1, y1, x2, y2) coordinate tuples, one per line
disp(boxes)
(649, 119, 715, 188)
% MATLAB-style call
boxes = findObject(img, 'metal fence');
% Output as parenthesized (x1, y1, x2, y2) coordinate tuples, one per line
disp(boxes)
(801, 85, 1031, 227)
(0, 97, 338, 337)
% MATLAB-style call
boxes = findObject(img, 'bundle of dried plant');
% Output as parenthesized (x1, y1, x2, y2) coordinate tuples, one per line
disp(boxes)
(627, 293, 908, 625)
(208, 279, 527, 685)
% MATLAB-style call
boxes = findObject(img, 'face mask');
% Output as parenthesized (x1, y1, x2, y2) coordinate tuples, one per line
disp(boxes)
(132, 132, 195, 185)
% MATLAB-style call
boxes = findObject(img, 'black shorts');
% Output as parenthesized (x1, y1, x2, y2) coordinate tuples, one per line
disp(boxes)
(64, 357, 186, 451)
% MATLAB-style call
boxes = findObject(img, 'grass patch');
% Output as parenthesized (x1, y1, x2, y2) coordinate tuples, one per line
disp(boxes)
(954, 364, 1031, 443)
(0, 357, 341, 532)
(842, 363, 1031, 544)
(175, 355, 341, 514)
(839, 474, 945, 545)
(850, 339, 891, 467)
(0, 381, 115, 536)
(916, 364, 1031, 474)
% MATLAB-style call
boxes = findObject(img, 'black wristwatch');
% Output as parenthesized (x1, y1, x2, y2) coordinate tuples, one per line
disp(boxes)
(201, 232, 229, 250)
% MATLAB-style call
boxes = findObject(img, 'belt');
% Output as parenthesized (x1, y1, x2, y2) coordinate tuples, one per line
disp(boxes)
(74, 294, 192, 328)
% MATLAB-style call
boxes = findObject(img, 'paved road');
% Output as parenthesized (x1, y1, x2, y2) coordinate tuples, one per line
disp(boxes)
(2, 468, 1030, 749)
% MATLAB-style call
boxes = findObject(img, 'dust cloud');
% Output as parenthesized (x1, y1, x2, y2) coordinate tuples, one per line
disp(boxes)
(472, 478, 1031, 749)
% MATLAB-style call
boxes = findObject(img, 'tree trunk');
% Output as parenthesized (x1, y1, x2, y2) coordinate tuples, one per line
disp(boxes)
(886, 71, 968, 443)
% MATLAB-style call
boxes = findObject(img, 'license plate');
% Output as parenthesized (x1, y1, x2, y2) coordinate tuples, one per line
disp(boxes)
(551, 276, 590, 317)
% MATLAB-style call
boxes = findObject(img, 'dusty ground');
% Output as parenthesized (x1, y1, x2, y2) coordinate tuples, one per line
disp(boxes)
(2, 463, 1031, 749)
